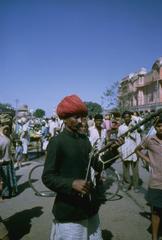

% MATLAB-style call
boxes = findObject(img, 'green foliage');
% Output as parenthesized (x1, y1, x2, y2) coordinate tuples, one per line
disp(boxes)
(85, 101, 102, 117)
(33, 108, 45, 118)
(0, 102, 15, 116)
(0, 103, 12, 110)
(102, 81, 119, 110)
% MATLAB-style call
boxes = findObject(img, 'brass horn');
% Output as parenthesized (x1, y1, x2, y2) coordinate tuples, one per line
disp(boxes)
(91, 108, 162, 171)
(28, 163, 56, 197)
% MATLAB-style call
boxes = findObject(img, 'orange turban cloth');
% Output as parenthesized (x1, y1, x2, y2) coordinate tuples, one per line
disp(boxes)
(56, 95, 88, 119)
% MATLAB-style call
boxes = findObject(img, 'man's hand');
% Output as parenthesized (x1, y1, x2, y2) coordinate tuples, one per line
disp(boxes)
(72, 179, 90, 195)
(0, 180, 3, 191)
(0, 159, 4, 165)
(110, 137, 124, 150)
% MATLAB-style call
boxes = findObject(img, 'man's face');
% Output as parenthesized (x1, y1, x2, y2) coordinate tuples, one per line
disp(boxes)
(64, 116, 83, 132)
(155, 123, 162, 137)
(123, 114, 131, 125)
(95, 118, 103, 129)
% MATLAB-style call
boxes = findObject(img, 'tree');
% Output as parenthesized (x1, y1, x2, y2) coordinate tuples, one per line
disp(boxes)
(0, 102, 15, 116)
(101, 81, 120, 111)
(85, 101, 102, 117)
(33, 108, 45, 118)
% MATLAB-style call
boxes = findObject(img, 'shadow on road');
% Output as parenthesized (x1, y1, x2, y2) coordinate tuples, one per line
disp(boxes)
(16, 162, 32, 169)
(107, 193, 123, 201)
(139, 211, 151, 234)
(17, 179, 38, 195)
(102, 229, 113, 240)
(16, 174, 23, 182)
(4, 206, 43, 240)
(139, 211, 151, 220)
(28, 152, 44, 160)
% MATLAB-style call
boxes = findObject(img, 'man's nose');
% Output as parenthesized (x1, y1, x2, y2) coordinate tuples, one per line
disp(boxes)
(77, 117, 82, 123)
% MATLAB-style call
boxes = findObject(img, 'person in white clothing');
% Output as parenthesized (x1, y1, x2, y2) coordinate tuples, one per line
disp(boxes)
(89, 114, 107, 150)
(20, 122, 30, 161)
(87, 115, 94, 128)
(118, 111, 141, 192)
(89, 114, 107, 201)
(48, 117, 60, 137)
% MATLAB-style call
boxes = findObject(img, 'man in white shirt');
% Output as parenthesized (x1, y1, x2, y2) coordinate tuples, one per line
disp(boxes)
(89, 114, 107, 150)
(48, 117, 60, 137)
(89, 114, 107, 201)
(118, 111, 141, 193)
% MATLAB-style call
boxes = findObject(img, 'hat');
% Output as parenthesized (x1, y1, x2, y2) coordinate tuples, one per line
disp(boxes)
(56, 95, 88, 119)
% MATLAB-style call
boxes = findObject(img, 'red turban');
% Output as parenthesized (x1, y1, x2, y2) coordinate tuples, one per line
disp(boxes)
(56, 95, 88, 119)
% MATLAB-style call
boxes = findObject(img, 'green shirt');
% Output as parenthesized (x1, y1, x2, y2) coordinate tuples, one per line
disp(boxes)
(42, 129, 101, 222)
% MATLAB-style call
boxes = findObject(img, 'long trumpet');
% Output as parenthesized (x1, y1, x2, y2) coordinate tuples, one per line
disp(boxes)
(90, 108, 162, 171)
(28, 163, 56, 197)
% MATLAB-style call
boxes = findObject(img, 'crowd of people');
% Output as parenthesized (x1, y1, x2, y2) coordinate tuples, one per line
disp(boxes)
(0, 95, 162, 240)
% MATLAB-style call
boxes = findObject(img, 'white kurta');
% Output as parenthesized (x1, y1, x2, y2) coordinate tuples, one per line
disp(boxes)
(49, 214, 103, 240)
(117, 122, 141, 162)
(89, 126, 107, 150)
(88, 126, 107, 184)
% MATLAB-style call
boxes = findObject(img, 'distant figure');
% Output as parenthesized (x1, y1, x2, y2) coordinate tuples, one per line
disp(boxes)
(78, 118, 89, 136)
(132, 111, 144, 137)
(20, 123, 30, 161)
(15, 140, 23, 168)
(103, 114, 112, 131)
(107, 119, 119, 143)
(89, 114, 107, 149)
(41, 120, 49, 139)
(48, 117, 60, 137)
(87, 115, 94, 128)
(42, 133, 51, 157)
(118, 111, 141, 193)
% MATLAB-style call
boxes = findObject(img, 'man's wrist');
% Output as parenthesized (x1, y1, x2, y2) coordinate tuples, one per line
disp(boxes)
(0, 159, 4, 164)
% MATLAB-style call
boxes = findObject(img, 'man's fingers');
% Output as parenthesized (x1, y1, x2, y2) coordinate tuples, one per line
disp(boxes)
(72, 179, 90, 193)
(81, 190, 86, 195)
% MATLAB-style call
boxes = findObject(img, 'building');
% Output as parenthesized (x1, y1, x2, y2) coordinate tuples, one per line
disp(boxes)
(16, 104, 31, 119)
(118, 57, 162, 113)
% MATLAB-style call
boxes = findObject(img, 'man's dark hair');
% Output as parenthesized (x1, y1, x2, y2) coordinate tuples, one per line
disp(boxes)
(122, 111, 132, 118)
(94, 114, 103, 120)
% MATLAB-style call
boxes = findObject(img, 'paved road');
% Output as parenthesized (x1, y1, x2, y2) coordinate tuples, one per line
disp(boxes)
(0, 155, 161, 240)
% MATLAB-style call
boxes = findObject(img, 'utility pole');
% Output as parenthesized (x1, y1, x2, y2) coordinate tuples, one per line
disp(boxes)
(15, 99, 19, 110)
(15, 99, 19, 117)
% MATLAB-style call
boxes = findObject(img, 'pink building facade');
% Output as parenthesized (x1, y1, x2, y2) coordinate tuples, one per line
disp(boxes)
(118, 57, 162, 112)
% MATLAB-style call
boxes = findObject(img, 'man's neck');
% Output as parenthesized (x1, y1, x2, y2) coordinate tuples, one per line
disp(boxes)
(65, 126, 78, 134)
(156, 133, 162, 140)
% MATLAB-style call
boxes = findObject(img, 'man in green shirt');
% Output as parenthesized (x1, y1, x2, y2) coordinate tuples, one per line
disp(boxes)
(42, 95, 104, 240)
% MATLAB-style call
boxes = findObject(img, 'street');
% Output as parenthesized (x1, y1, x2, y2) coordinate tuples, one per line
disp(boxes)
(0, 155, 160, 240)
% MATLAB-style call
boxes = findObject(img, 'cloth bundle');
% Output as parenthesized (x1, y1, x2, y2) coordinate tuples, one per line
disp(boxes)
(0, 113, 12, 126)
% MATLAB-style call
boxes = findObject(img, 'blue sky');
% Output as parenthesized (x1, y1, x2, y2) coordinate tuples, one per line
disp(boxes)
(0, 0, 162, 116)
